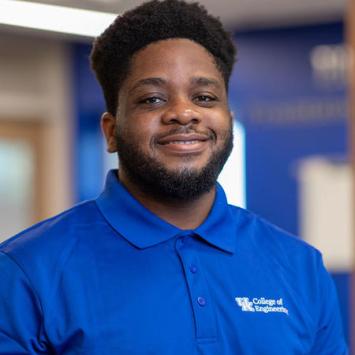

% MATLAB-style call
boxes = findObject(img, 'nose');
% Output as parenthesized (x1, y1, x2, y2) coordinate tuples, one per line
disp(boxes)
(161, 98, 201, 125)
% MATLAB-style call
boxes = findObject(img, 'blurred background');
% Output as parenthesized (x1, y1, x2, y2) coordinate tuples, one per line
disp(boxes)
(0, 0, 354, 350)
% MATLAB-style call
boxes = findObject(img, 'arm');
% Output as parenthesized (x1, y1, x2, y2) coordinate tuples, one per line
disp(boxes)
(309, 255, 348, 355)
(0, 251, 49, 354)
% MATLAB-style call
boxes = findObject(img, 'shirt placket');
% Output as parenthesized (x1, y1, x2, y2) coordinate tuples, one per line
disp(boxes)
(175, 234, 217, 344)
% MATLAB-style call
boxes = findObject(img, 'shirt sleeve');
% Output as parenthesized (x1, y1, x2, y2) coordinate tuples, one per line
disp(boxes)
(0, 251, 49, 354)
(309, 254, 348, 355)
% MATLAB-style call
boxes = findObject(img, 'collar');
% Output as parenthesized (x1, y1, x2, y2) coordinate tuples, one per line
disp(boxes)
(96, 170, 238, 253)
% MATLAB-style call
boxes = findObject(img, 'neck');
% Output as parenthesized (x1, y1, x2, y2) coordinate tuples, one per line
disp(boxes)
(118, 170, 216, 230)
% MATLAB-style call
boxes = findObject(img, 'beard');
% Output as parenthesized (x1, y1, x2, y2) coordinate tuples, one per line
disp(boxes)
(115, 126, 233, 202)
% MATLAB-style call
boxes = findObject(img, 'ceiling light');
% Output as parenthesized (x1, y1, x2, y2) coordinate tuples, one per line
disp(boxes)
(0, 0, 117, 37)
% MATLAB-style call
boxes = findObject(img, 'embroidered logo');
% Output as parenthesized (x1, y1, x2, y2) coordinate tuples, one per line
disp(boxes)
(235, 297, 289, 315)
(235, 297, 255, 312)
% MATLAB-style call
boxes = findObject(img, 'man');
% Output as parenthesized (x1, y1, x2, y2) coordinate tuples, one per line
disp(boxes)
(0, 0, 348, 354)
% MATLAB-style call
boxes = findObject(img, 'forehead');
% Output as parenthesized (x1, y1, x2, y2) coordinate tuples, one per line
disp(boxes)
(124, 38, 224, 87)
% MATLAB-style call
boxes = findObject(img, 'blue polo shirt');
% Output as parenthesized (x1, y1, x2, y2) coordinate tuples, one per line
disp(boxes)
(0, 170, 347, 354)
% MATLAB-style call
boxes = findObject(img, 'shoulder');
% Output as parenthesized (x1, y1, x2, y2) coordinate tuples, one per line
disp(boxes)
(228, 205, 322, 270)
(228, 205, 332, 314)
(228, 206, 347, 352)
(1, 200, 99, 250)
(0, 200, 103, 283)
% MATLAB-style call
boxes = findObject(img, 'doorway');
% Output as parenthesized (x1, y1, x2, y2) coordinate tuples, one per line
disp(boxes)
(0, 120, 45, 242)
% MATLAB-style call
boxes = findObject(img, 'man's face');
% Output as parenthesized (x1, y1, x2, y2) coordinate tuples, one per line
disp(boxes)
(104, 38, 233, 200)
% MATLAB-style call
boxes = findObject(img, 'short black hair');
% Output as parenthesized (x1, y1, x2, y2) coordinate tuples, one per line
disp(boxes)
(90, 0, 236, 115)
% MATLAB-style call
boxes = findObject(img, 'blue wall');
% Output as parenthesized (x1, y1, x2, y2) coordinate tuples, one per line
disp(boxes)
(72, 43, 105, 202)
(230, 22, 347, 235)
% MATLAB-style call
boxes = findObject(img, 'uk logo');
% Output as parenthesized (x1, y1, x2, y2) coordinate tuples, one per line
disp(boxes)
(235, 297, 255, 312)
(235, 296, 289, 315)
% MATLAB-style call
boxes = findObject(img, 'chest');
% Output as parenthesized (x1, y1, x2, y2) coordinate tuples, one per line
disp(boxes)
(44, 242, 317, 355)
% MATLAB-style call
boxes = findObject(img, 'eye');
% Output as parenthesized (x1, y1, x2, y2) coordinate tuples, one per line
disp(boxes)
(197, 95, 213, 101)
(139, 96, 165, 105)
(194, 94, 217, 106)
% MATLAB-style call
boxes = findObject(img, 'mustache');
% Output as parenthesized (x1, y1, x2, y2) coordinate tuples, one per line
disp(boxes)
(153, 127, 216, 143)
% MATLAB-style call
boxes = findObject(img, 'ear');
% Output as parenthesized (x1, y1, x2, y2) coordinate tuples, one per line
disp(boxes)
(230, 110, 236, 121)
(101, 112, 118, 153)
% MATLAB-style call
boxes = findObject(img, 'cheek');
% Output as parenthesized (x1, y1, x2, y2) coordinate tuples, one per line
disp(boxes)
(208, 112, 231, 132)
(124, 114, 160, 144)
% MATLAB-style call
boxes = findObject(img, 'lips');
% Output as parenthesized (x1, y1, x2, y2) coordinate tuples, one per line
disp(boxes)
(156, 133, 211, 154)
(157, 133, 210, 145)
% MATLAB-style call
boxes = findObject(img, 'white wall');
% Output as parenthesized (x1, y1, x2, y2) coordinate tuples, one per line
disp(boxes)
(299, 157, 353, 271)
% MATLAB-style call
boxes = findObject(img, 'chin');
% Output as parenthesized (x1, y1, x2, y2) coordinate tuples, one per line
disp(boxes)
(164, 163, 207, 175)
(160, 154, 211, 170)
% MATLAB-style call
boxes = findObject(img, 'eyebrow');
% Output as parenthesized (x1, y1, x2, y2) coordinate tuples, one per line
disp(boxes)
(190, 76, 222, 89)
(128, 75, 222, 94)
(129, 77, 166, 94)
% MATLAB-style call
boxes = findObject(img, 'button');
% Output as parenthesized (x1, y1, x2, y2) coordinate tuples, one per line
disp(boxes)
(190, 265, 198, 273)
(197, 297, 206, 307)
